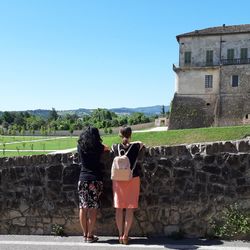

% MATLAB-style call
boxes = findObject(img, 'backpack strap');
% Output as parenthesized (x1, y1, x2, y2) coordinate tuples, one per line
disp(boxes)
(118, 144, 137, 172)
(118, 143, 133, 156)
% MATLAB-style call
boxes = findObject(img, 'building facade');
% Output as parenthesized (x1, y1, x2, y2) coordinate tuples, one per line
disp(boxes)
(169, 24, 250, 129)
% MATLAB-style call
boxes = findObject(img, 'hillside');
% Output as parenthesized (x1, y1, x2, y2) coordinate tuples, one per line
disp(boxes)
(0, 105, 169, 118)
(57, 105, 169, 116)
(110, 105, 169, 115)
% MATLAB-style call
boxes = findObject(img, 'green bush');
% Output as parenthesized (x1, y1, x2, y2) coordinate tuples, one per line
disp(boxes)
(210, 203, 250, 239)
(51, 224, 65, 236)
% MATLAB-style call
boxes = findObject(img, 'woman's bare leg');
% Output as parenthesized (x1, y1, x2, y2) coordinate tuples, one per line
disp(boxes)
(115, 208, 124, 237)
(123, 208, 134, 238)
(79, 208, 88, 237)
(87, 208, 97, 237)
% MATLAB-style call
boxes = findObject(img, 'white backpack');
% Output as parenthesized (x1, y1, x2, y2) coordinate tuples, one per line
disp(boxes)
(111, 144, 136, 181)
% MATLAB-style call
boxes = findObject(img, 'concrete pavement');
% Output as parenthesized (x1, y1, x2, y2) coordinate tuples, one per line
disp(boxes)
(0, 235, 249, 250)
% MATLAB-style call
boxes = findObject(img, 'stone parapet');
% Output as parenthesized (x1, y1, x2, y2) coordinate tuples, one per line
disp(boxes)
(0, 139, 250, 237)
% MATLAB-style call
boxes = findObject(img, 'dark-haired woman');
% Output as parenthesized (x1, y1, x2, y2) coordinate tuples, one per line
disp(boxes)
(111, 126, 144, 244)
(78, 127, 109, 243)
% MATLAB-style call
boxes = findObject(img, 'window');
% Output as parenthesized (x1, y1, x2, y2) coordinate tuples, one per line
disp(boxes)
(232, 75, 239, 87)
(206, 50, 213, 65)
(241, 48, 248, 59)
(205, 75, 213, 88)
(184, 51, 191, 65)
(227, 49, 234, 61)
(241, 48, 248, 63)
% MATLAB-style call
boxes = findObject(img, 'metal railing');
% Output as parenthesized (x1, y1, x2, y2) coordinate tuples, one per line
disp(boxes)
(221, 58, 250, 65)
(173, 58, 250, 69)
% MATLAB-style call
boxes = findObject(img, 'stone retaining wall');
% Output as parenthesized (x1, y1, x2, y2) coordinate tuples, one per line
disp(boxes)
(0, 139, 250, 237)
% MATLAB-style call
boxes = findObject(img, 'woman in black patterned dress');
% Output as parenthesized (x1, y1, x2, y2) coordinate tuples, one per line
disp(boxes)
(77, 127, 109, 243)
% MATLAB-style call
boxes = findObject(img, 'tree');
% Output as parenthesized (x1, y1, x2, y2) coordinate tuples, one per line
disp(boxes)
(2, 111, 15, 124)
(161, 105, 165, 116)
(48, 108, 58, 121)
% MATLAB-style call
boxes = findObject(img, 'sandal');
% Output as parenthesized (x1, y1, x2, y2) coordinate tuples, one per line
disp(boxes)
(83, 234, 87, 242)
(122, 236, 130, 245)
(118, 236, 123, 244)
(86, 235, 99, 243)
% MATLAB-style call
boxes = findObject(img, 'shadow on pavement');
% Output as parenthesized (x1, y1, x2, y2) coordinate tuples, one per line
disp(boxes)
(99, 237, 224, 248)
(162, 238, 224, 249)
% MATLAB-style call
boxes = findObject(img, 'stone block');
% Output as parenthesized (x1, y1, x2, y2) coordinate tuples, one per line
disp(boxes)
(238, 140, 250, 152)
(169, 210, 180, 224)
(158, 157, 172, 168)
(196, 171, 207, 183)
(202, 165, 221, 175)
(209, 175, 227, 185)
(164, 146, 173, 156)
(62, 164, 80, 185)
(173, 168, 191, 178)
(230, 169, 243, 178)
(191, 144, 201, 155)
(205, 143, 219, 155)
(43, 217, 51, 223)
(195, 183, 206, 193)
(204, 155, 216, 164)
(176, 158, 194, 169)
(207, 184, 224, 194)
(8, 210, 22, 218)
(155, 166, 171, 178)
(216, 155, 225, 165)
(164, 225, 180, 236)
(13, 217, 26, 226)
(236, 185, 250, 195)
(47, 181, 61, 195)
(30, 227, 44, 235)
(226, 154, 240, 168)
(46, 165, 63, 181)
(174, 178, 186, 190)
(171, 145, 191, 158)
(223, 141, 238, 153)
(237, 178, 246, 186)
(52, 217, 66, 225)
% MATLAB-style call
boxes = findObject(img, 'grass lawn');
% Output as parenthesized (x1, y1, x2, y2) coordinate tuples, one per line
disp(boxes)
(0, 136, 49, 144)
(0, 137, 78, 150)
(102, 125, 250, 147)
(1, 125, 250, 157)
(0, 151, 49, 157)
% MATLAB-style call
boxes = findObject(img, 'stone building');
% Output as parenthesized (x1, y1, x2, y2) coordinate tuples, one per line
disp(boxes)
(169, 24, 250, 129)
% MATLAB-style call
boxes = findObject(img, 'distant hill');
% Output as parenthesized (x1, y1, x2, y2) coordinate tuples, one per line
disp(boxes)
(0, 105, 169, 118)
(57, 105, 169, 116)
(110, 105, 169, 115)
(57, 108, 92, 116)
(26, 109, 51, 118)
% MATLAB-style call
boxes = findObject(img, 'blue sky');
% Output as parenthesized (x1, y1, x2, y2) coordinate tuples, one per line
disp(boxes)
(1, 0, 250, 111)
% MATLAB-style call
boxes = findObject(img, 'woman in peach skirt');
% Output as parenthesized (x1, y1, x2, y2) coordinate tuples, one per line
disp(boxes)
(111, 126, 144, 244)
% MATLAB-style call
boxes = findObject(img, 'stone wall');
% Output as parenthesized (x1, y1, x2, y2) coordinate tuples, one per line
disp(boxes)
(168, 94, 215, 129)
(1, 139, 250, 237)
(218, 65, 250, 126)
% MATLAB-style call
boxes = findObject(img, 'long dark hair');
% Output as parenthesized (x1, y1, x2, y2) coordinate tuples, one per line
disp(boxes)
(78, 126, 103, 154)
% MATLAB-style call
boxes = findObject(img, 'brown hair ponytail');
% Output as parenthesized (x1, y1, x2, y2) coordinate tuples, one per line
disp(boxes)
(119, 126, 132, 144)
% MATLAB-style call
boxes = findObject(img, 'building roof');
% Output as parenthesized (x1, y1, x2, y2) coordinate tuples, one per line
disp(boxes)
(176, 24, 250, 41)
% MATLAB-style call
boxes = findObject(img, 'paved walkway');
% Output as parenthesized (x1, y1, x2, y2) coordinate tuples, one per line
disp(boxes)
(134, 126, 168, 133)
(0, 235, 249, 250)
(49, 147, 77, 154)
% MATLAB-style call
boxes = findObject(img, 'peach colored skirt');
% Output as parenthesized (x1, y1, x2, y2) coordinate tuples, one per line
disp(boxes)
(112, 177, 140, 208)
